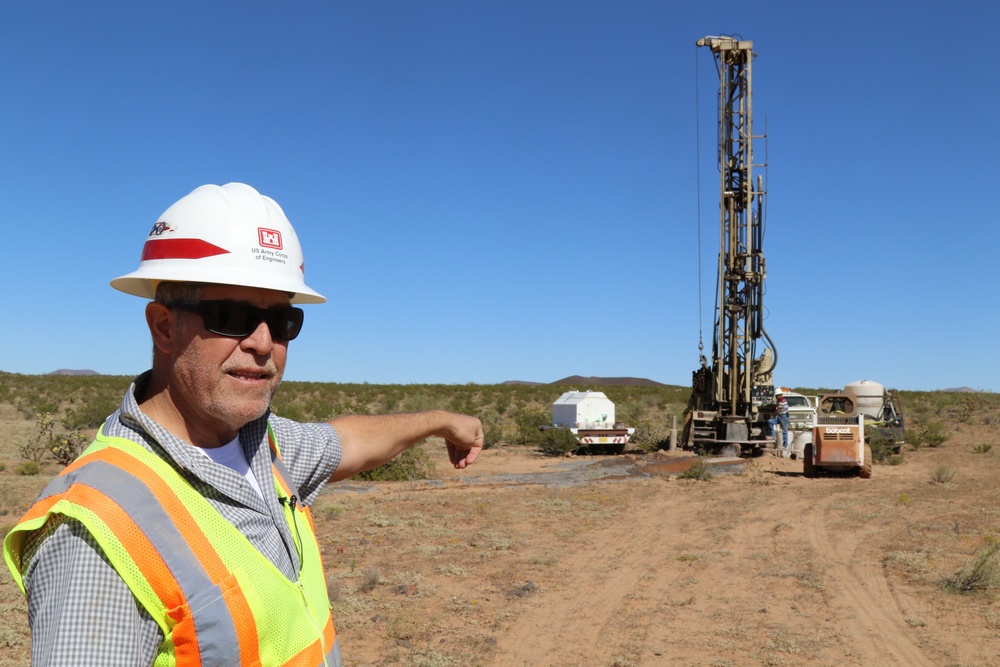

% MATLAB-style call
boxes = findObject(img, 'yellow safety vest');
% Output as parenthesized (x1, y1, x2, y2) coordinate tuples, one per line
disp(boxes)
(4, 425, 339, 667)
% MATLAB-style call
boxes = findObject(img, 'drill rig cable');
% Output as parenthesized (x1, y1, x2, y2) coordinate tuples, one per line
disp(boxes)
(760, 326, 778, 376)
(694, 43, 705, 361)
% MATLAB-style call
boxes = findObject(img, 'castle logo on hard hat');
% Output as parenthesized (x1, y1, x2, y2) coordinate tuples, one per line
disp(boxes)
(258, 228, 283, 250)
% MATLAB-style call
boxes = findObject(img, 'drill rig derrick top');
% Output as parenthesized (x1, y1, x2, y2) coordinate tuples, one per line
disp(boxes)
(685, 36, 777, 456)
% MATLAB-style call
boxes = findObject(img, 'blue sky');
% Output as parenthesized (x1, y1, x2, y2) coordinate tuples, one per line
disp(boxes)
(1, 1, 996, 391)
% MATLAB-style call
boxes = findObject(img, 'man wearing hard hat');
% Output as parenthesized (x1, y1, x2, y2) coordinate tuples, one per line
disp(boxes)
(768, 388, 790, 452)
(4, 183, 483, 666)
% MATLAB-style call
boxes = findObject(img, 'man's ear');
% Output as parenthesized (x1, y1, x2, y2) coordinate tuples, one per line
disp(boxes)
(145, 302, 176, 355)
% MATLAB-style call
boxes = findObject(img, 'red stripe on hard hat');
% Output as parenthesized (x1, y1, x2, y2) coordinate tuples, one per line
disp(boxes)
(140, 238, 230, 261)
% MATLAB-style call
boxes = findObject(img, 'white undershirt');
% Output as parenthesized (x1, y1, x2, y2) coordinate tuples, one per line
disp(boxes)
(199, 436, 265, 500)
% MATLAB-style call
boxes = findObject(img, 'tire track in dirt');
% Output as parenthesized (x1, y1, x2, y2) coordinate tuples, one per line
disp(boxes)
(804, 503, 936, 667)
(493, 483, 715, 666)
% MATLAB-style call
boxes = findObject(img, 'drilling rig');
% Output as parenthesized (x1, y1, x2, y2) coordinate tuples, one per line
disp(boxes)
(682, 36, 778, 457)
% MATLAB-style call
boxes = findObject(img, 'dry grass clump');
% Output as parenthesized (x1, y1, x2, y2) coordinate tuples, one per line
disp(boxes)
(944, 541, 1000, 594)
(929, 465, 956, 484)
(678, 458, 713, 481)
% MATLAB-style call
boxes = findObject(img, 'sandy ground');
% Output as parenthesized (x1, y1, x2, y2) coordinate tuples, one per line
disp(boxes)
(0, 433, 997, 666)
(316, 439, 1000, 667)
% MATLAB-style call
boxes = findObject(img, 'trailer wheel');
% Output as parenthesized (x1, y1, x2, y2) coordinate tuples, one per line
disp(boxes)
(859, 444, 873, 479)
(802, 443, 816, 478)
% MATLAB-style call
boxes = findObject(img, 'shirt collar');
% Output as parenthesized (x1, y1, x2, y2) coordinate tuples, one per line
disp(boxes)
(117, 370, 271, 475)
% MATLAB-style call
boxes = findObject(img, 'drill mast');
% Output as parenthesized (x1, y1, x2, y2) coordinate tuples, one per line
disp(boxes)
(686, 36, 776, 454)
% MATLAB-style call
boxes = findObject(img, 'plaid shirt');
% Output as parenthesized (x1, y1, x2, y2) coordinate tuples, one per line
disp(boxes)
(20, 371, 342, 666)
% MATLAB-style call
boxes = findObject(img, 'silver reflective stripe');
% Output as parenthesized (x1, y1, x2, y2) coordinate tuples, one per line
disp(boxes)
(39, 459, 241, 665)
(270, 449, 300, 500)
(267, 425, 301, 501)
(321, 637, 343, 667)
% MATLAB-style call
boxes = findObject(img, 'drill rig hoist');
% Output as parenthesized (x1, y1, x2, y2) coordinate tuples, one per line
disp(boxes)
(682, 36, 778, 457)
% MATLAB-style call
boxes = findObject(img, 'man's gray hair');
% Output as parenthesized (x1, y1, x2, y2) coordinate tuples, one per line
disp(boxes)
(154, 282, 205, 305)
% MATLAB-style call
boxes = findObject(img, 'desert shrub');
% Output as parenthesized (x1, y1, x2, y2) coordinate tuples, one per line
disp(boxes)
(866, 430, 901, 464)
(908, 420, 948, 448)
(951, 394, 993, 424)
(539, 428, 580, 457)
(930, 465, 956, 484)
(944, 541, 1000, 594)
(14, 396, 56, 420)
(613, 400, 643, 426)
(513, 407, 549, 447)
(269, 399, 307, 423)
(885, 454, 906, 466)
(15, 461, 41, 476)
(631, 420, 671, 452)
(302, 397, 337, 421)
(62, 395, 119, 430)
(478, 408, 504, 450)
(358, 566, 381, 593)
(19, 413, 57, 463)
(482, 424, 504, 450)
(51, 431, 89, 466)
(356, 447, 432, 482)
(971, 443, 993, 454)
(679, 458, 713, 481)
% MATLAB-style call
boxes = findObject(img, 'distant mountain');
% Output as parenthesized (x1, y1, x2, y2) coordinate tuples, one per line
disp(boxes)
(943, 386, 978, 393)
(552, 375, 668, 387)
(502, 376, 669, 387)
(47, 369, 100, 376)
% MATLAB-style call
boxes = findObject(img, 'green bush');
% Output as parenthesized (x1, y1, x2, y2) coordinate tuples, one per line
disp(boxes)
(513, 407, 549, 447)
(539, 428, 579, 457)
(356, 447, 433, 482)
(51, 432, 89, 466)
(930, 465, 956, 484)
(269, 400, 307, 422)
(867, 430, 901, 464)
(631, 420, 671, 452)
(479, 408, 504, 450)
(944, 541, 1000, 594)
(909, 420, 948, 448)
(15, 461, 41, 476)
(19, 413, 57, 463)
(482, 424, 504, 450)
(62, 395, 119, 430)
(679, 458, 713, 481)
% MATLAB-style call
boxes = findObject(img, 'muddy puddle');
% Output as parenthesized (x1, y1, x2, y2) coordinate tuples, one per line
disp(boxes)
(331, 454, 749, 493)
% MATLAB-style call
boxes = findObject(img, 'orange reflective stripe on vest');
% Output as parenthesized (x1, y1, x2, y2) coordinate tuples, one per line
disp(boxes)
(5, 427, 339, 667)
(17, 449, 259, 665)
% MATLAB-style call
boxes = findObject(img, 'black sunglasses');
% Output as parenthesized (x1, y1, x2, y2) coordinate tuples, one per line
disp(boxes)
(169, 300, 304, 342)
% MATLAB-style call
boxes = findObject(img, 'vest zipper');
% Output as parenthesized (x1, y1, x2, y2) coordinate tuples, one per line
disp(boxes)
(298, 580, 329, 667)
(285, 495, 329, 666)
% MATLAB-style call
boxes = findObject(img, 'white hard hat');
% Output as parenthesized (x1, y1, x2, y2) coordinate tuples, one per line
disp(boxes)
(774, 388, 784, 395)
(111, 183, 326, 304)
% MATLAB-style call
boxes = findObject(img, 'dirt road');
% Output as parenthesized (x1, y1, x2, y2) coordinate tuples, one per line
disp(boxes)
(488, 457, 942, 667)
(321, 442, 1000, 666)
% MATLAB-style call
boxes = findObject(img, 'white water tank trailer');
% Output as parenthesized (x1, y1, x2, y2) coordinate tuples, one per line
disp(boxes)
(550, 391, 635, 451)
(552, 391, 615, 428)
